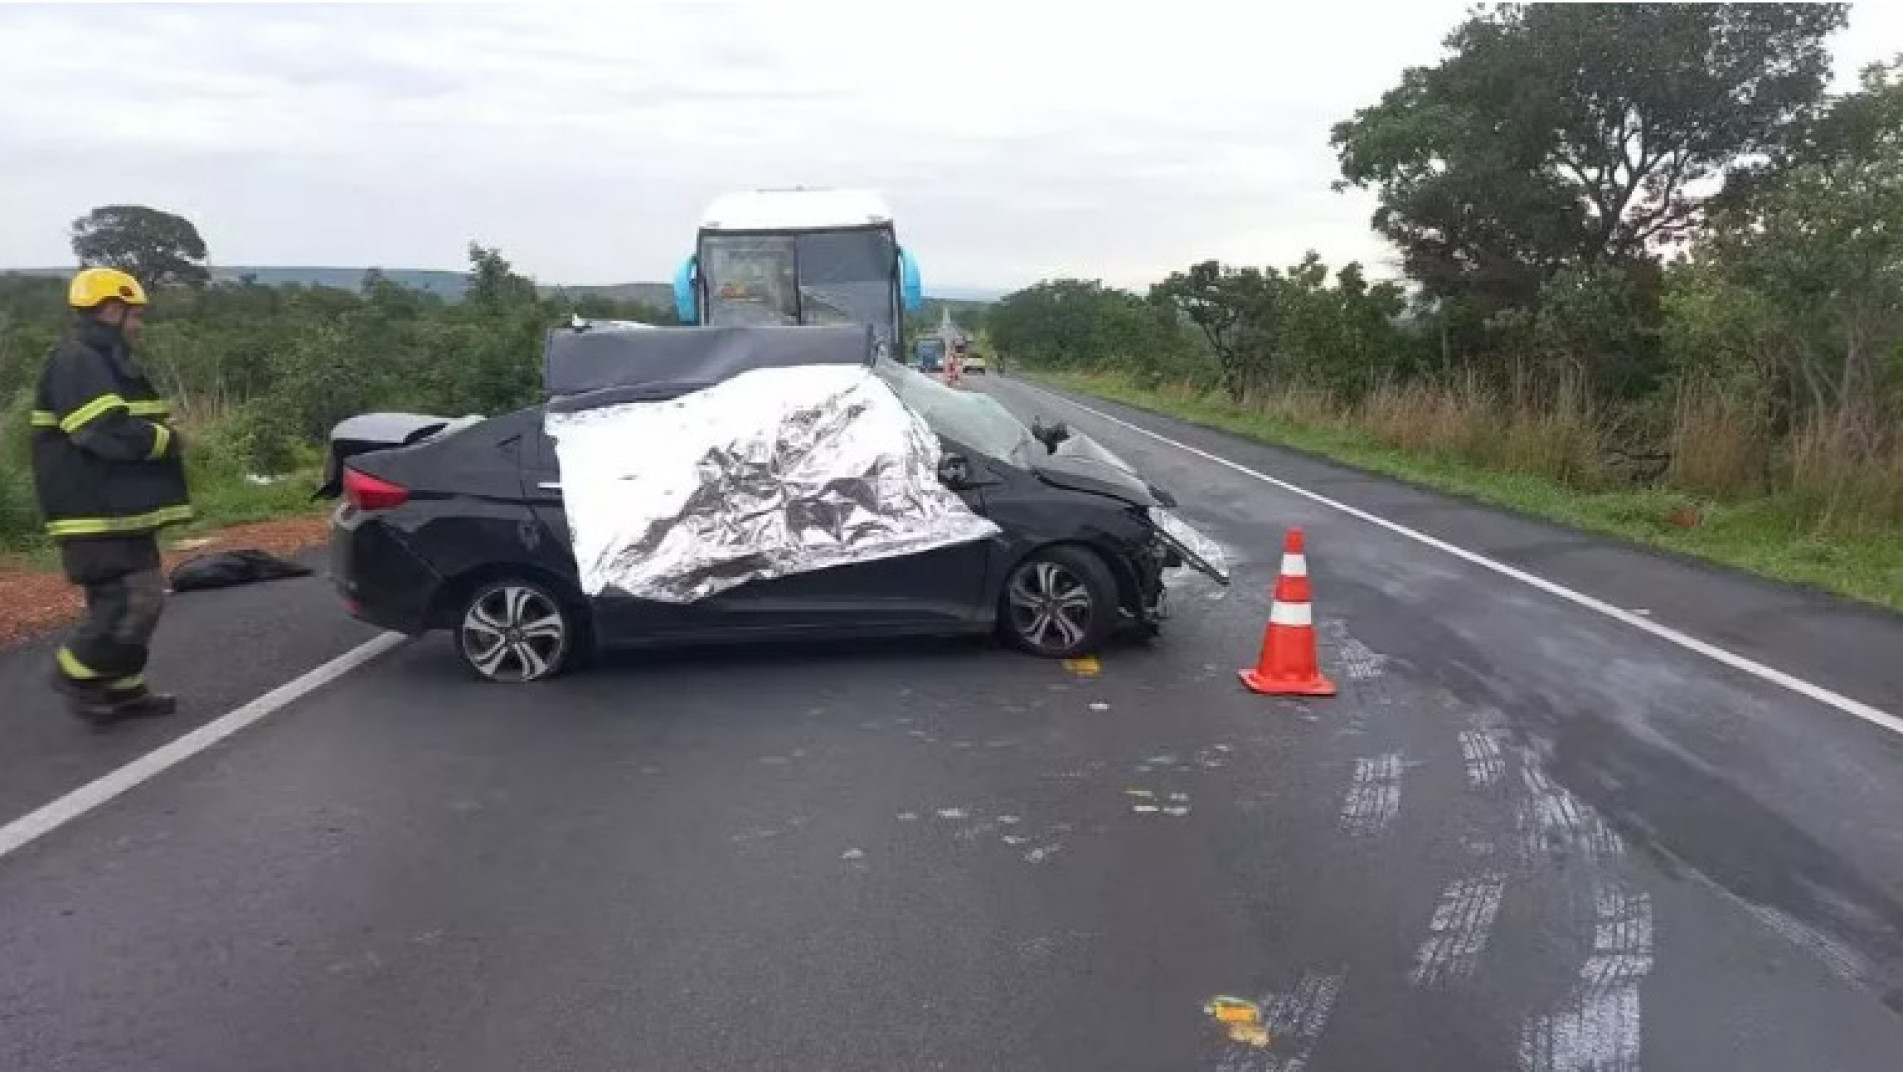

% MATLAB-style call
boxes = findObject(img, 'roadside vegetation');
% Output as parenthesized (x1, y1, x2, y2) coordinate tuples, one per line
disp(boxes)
(990, 5, 1903, 609)
(1, 207, 671, 550)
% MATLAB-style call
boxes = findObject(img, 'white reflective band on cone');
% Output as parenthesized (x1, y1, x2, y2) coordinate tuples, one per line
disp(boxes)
(1280, 553, 1307, 577)
(1269, 600, 1313, 627)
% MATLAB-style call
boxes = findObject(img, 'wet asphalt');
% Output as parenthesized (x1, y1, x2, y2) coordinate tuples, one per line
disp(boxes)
(1, 374, 1901, 1071)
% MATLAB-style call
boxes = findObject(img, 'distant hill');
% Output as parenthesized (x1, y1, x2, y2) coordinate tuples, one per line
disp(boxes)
(3, 267, 998, 307)
(538, 281, 678, 308)
(217, 266, 473, 296)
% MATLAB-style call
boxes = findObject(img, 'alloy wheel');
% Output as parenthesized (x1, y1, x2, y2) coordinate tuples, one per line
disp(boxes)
(460, 584, 568, 683)
(1006, 560, 1095, 654)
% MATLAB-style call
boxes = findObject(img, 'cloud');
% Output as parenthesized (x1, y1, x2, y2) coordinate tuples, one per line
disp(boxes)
(0, 1, 1895, 291)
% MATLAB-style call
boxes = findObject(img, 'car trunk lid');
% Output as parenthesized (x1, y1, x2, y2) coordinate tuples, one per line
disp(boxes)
(314, 412, 480, 499)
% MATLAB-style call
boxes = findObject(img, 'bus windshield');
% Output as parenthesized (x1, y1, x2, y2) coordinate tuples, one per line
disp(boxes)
(700, 228, 899, 355)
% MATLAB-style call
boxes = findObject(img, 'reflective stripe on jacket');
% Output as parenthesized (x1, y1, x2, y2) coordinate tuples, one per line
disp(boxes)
(30, 317, 192, 541)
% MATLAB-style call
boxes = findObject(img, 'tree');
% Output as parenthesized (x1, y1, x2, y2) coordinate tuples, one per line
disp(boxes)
(1332, 4, 1846, 324)
(1697, 61, 1903, 439)
(1152, 261, 1264, 401)
(988, 279, 1183, 380)
(70, 205, 212, 289)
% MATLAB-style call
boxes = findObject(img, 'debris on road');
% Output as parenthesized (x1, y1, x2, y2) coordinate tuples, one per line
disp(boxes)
(1128, 788, 1192, 817)
(1023, 843, 1062, 864)
(168, 549, 313, 593)
(1205, 995, 1271, 1048)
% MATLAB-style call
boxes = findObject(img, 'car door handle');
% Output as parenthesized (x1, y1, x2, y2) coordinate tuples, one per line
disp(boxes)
(538, 481, 562, 491)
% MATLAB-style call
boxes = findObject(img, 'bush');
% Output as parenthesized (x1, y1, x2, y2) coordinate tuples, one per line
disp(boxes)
(0, 389, 42, 548)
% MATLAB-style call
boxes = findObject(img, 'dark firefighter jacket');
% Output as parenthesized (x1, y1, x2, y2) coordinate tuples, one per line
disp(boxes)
(30, 318, 192, 542)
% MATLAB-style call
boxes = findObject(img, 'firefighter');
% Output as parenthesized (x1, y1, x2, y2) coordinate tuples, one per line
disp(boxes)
(30, 268, 193, 726)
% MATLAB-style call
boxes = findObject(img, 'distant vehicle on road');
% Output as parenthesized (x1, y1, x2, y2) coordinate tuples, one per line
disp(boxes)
(320, 323, 1227, 682)
(914, 336, 945, 372)
(963, 353, 988, 375)
(672, 188, 924, 362)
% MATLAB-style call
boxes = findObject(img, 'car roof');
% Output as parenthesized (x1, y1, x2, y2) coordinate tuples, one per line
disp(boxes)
(698, 188, 894, 232)
(543, 323, 875, 402)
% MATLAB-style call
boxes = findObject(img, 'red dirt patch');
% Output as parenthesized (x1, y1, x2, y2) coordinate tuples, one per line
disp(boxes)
(0, 515, 330, 649)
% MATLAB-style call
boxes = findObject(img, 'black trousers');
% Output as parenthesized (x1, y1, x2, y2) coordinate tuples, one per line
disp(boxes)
(56, 539, 165, 695)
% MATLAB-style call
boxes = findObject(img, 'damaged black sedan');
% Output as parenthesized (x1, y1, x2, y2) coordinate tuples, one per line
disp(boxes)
(322, 322, 1226, 682)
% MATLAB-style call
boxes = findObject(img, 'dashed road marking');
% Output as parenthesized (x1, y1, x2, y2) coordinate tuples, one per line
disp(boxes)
(1009, 380, 1903, 740)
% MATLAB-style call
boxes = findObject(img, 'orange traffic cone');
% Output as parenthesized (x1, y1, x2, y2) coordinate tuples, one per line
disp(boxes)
(1238, 528, 1337, 696)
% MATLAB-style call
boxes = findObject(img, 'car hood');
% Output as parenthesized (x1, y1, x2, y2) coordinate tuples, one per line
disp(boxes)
(1031, 434, 1174, 507)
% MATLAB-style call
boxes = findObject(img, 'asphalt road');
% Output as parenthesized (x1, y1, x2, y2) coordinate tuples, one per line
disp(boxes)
(3, 374, 1902, 1071)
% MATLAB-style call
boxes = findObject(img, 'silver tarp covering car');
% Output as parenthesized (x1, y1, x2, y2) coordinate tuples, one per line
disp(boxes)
(546, 362, 1002, 602)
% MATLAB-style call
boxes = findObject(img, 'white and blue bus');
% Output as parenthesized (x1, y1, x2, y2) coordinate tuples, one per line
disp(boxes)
(673, 188, 924, 360)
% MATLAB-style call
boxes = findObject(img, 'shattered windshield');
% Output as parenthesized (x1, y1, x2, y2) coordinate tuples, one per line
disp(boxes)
(874, 361, 1035, 466)
(700, 236, 799, 327)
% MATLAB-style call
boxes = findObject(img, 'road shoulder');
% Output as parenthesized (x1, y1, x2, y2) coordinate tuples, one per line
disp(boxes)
(0, 543, 382, 828)
(998, 376, 1903, 718)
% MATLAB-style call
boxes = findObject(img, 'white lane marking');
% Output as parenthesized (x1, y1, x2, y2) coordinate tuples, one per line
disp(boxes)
(1459, 730, 1507, 788)
(1011, 381, 1903, 739)
(1519, 884, 1653, 1072)
(0, 632, 406, 862)
(1339, 753, 1404, 836)
(1411, 873, 1508, 986)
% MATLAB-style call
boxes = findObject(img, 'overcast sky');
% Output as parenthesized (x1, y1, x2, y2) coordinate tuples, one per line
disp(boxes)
(2, 1, 1899, 291)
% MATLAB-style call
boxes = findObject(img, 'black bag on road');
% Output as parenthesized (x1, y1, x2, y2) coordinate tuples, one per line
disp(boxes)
(168, 549, 313, 593)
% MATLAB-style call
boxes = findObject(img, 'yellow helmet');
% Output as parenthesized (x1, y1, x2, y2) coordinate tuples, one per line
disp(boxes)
(68, 267, 148, 310)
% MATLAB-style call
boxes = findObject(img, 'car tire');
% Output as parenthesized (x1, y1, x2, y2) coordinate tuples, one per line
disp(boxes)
(999, 545, 1118, 659)
(454, 577, 580, 683)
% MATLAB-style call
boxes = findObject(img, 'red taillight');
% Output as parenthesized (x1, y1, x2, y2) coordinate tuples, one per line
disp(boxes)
(342, 466, 409, 511)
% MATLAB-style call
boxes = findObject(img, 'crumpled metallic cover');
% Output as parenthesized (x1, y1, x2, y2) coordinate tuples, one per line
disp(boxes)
(547, 364, 1003, 602)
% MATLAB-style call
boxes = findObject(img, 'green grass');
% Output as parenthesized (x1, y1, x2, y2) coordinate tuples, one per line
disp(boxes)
(1034, 369, 1903, 612)
(182, 468, 324, 532)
